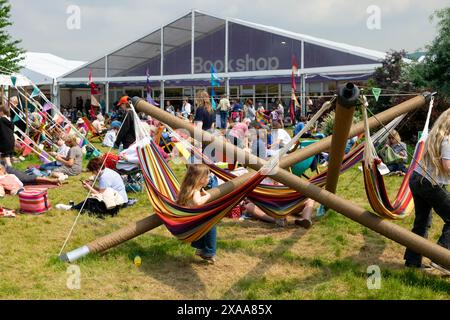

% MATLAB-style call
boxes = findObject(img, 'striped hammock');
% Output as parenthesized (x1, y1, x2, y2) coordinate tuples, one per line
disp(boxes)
(362, 96, 434, 220)
(138, 141, 266, 242)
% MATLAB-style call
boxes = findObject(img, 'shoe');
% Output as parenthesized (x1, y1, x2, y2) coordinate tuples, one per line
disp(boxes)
(127, 199, 138, 207)
(295, 218, 312, 229)
(195, 249, 204, 257)
(199, 254, 216, 264)
(275, 218, 287, 227)
(55, 204, 73, 211)
(430, 262, 450, 276)
(316, 205, 327, 218)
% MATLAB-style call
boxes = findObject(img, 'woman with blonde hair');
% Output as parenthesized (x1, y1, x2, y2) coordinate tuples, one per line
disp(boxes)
(177, 164, 217, 263)
(404, 108, 450, 274)
(194, 90, 215, 131)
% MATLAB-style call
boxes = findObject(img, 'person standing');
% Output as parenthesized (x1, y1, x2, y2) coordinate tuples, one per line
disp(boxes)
(181, 97, 192, 119)
(114, 96, 136, 150)
(218, 94, 231, 129)
(404, 108, 450, 274)
(244, 98, 256, 122)
(0, 105, 14, 167)
(165, 100, 175, 116)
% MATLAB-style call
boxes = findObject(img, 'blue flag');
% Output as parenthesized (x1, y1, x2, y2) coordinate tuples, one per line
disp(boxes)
(10, 76, 17, 87)
(210, 67, 221, 111)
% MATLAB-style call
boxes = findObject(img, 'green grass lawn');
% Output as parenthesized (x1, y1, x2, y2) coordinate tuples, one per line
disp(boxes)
(0, 142, 449, 300)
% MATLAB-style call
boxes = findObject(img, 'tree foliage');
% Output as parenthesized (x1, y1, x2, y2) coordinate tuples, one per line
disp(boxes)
(0, 0, 24, 73)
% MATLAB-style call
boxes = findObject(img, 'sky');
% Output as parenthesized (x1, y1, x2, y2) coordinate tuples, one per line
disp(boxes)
(7, 0, 449, 62)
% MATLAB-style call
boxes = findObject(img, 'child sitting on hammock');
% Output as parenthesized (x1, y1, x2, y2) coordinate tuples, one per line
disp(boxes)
(177, 164, 217, 264)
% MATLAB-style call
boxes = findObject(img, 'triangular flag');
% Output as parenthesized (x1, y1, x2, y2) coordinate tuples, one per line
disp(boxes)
(21, 138, 33, 157)
(39, 151, 52, 165)
(372, 88, 382, 102)
(31, 86, 40, 98)
(93, 149, 102, 158)
(10, 76, 17, 87)
(12, 114, 21, 123)
(42, 103, 52, 112)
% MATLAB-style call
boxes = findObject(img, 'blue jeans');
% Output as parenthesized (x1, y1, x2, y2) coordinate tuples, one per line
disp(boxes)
(191, 174, 219, 257)
(387, 162, 407, 173)
(404, 172, 450, 266)
(40, 161, 62, 171)
(191, 226, 217, 257)
(220, 111, 228, 129)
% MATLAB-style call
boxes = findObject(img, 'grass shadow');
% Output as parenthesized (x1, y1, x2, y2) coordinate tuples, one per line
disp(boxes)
(220, 227, 308, 299)
(103, 235, 208, 298)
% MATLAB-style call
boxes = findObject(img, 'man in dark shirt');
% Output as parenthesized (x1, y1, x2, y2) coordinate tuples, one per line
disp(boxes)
(114, 96, 136, 150)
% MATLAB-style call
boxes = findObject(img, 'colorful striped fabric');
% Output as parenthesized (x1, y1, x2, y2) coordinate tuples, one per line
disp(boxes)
(137, 141, 266, 242)
(362, 96, 433, 220)
(19, 190, 51, 215)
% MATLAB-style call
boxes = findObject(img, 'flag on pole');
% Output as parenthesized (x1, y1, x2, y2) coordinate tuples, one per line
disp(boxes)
(210, 66, 221, 111)
(146, 68, 159, 106)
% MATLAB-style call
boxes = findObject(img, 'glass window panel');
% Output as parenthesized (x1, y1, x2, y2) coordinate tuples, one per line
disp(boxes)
(163, 14, 192, 75)
(64, 57, 105, 78)
(112, 30, 162, 77)
(194, 13, 226, 74)
(229, 23, 301, 72)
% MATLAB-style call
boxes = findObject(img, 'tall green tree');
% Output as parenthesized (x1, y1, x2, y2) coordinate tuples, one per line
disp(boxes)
(406, 7, 450, 99)
(0, 0, 24, 73)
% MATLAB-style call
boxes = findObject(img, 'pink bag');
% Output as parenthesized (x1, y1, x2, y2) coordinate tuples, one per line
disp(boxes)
(19, 190, 51, 215)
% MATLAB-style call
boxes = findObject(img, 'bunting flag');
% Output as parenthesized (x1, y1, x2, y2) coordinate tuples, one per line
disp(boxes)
(146, 68, 159, 106)
(38, 111, 48, 124)
(10, 76, 17, 87)
(21, 138, 33, 157)
(372, 88, 382, 102)
(290, 55, 299, 121)
(31, 86, 40, 98)
(12, 114, 21, 123)
(42, 103, 52, 112)
(53, 114, 65, 125)
(39, 150, 52, 165)
(210, 66, 221, 111)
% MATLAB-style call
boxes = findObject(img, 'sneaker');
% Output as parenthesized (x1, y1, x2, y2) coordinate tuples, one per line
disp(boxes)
(430, 262, 450, 276)
(55, 204, 73, 211)
(127, 199, 138, 207)
(275, 218, 287, 227)
(295, 218, 312, 229)
(195, 249, 204, 257)
(199, 254, 216, 264)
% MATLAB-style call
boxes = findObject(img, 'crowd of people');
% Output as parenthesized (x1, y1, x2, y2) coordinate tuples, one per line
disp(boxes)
(1, 89, 449, 273)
